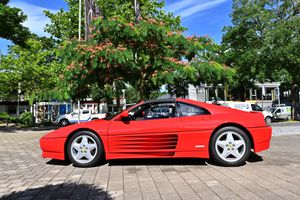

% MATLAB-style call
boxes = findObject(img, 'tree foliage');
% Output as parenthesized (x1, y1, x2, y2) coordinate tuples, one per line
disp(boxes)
(44, 0, 183, 41)
(0, 0, 31, 46)
(222, 0, 300, 117)
(61, 16, 230, 100)
(0, 38, 66, 103)
(42, 0, 235, 103)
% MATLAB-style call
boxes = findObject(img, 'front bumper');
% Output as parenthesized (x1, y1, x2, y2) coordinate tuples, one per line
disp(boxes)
(40, 137, 67, 160)
(248, 126, 272, 152)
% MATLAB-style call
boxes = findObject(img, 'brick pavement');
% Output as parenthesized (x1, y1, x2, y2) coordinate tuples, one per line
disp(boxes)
(0, 130, 299, 200)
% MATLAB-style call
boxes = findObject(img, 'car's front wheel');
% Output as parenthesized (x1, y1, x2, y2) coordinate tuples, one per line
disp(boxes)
(60, 119, 69, 127)
(210, 126, 251, 166)
(67, 131, 103, 167)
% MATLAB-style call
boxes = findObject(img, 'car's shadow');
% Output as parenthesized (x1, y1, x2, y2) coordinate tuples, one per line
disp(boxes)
(109, 152, 263, 167)
(46, 159, 72, 166)
(46, 152, 263, 167)
(207, 151, 263, 167)
(0, 182, 113, 200)
(108, 158, 208, 166)
(247, 152, 264, 163)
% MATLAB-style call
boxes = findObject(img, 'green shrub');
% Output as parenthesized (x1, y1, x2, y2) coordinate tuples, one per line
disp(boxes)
(10, 117, 20, 123)
(0, 112, 11, 120)
(0, 112, 11, 124)
(20, 112, 34, 127)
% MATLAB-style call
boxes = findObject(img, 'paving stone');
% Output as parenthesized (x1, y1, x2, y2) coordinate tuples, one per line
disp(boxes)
(0, 130, 300, 200)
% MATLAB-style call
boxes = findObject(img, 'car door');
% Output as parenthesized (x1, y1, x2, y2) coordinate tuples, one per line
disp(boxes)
(107, 101, 182, 157)
(275, 108, 282, 119)
(69, 111, 79, 123)
(176, 101, 214, 153)
(80, 110, 91, 122)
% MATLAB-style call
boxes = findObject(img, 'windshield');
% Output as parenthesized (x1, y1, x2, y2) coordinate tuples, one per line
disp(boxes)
(267, 107, 277, 113)
(104, 102, 138, 120)
(104, 111, 122, 120)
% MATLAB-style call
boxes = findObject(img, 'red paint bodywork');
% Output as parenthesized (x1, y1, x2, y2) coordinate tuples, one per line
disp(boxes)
(40, 98, 272, 161)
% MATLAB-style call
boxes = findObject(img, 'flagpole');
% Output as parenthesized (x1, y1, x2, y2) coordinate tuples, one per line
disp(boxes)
(78, 0, 82, 124)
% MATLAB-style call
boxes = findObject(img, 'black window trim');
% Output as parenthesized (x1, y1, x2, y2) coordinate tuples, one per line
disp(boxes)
(128, 100, 178, 121)
(176, 101, 210, 117)
(128, 99, 179, 121)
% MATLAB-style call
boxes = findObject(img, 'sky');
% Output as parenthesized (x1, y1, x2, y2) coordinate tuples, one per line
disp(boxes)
(0, 0, 232, 55)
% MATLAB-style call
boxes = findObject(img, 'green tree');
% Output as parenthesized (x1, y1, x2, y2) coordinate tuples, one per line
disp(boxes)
(0, 0, 31, 46)
(222, 0, 300, 118)
(61, 16, 223, 100)
(168, 36, 235, 98)
(44, 0, 81, 40)
(0, 38, 64, 104)
(44, 0, 184, 102)
(44, 0, 182, 41)
(45, 0, 233, 102)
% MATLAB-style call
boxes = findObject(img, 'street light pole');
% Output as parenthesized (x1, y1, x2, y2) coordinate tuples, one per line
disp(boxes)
(78, 0, 82, 124)
(79, 0, 82, 40)
(17, 83, 21, 117)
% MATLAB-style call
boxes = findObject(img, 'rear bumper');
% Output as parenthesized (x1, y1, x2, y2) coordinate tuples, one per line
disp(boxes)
(248, 126, 272, 152)
(40, 137, 66, 160)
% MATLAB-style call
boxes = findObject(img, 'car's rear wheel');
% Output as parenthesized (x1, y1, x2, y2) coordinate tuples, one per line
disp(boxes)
(210, 126, 251, 166)
(265, 117, 272, 125)
(67, 131, 103, 167)
(60, 119, 69, 126)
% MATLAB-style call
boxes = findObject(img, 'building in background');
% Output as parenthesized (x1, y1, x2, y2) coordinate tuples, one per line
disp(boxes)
(187, 82, 284, 109)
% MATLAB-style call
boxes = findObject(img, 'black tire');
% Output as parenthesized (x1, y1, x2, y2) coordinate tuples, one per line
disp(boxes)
(67, 131, 104, 167)
(265, 117, 272, 125)
(210, 126, 251, 167)
(60, 119, 69, 126)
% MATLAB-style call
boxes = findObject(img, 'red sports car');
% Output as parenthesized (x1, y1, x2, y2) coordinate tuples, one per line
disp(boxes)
(40, 98, 272, 167)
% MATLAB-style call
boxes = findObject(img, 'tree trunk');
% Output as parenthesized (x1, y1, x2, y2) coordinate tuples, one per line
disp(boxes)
(291, 83, 298, 120)
(116, 96, 121, 112)
(97, 101, 100, 113)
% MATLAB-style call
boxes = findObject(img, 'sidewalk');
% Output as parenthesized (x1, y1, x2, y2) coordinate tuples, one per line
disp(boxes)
(0, 130, 299, 200)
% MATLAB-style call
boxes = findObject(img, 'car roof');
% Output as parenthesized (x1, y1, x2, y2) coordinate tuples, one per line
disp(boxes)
(144, 98, 176, 104)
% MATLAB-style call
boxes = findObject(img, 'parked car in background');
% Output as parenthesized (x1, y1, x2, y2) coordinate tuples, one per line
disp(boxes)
(222, 102, 273, 125)
(55, 110, 106, 126)
(267, 105, 291, 120)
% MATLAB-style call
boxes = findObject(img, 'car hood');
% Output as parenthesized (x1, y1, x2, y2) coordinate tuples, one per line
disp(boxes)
(42, 119, 110, 139)
(262, 110, 273, 117)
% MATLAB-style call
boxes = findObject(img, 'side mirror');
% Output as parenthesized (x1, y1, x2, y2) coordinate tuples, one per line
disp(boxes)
(119, 110, 129, 120)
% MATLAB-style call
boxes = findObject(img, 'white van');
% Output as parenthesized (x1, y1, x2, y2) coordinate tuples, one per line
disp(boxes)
(267, 105, 291, 120)
(222, 102, 273, 124)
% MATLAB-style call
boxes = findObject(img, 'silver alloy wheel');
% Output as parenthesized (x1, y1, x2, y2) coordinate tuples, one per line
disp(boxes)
(71, 135, 98, 164)
(215, 131, 246, 163)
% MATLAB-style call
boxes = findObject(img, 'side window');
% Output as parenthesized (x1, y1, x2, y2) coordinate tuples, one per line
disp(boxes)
(82, 110, 90, 114)
(275, 108, 281, 113)
(251, 104, 263, 111)
(177, 102, 209, 117)
(129, 102, 177, 120)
